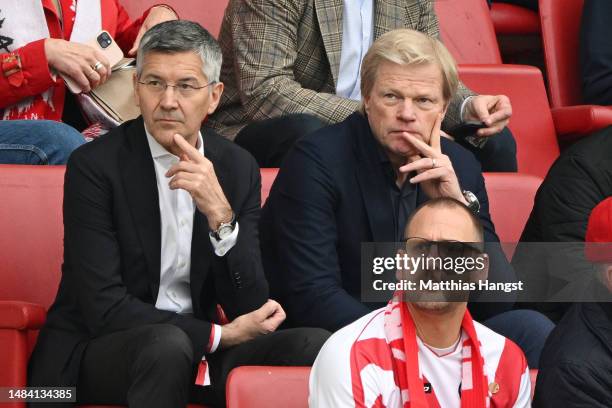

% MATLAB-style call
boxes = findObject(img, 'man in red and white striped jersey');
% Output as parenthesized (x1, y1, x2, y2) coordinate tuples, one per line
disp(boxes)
(309, 197, 531, 407)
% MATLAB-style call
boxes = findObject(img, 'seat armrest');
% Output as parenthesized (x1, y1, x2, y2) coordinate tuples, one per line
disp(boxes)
(0, 301, 46, 330)
(552, 105, 612, 142)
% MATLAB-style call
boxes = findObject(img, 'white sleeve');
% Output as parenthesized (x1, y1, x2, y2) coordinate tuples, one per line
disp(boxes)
(208, 221, 239, 257)
(512, 367, 532, 408)
(308, 332, 355, 407)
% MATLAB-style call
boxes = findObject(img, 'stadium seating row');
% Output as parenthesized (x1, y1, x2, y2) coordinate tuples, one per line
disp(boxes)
(0, 165, 540, 407)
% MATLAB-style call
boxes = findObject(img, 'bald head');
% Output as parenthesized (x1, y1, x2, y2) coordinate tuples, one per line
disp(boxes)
(405, 198, 484, 243)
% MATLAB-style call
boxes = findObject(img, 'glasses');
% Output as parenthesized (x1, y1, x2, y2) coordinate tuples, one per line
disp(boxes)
(403, 237, 484, 258)
(137, 79, 216, 97)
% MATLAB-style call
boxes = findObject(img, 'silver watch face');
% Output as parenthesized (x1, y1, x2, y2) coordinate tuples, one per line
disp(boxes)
(217, 225, 234, 240)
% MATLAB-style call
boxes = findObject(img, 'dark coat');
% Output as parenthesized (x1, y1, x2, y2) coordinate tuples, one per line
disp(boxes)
(260, 112, 515, 332)
(29, 117, 268, 387)
(534, 301, 612, 407)
(515, 127, 612, 321)
(580, 0, 612, 105)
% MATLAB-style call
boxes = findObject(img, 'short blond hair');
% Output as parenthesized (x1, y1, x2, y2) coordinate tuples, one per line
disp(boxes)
(360, 29, 458, 106)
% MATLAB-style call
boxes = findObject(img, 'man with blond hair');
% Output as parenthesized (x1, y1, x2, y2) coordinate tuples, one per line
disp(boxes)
(260, 29, 553, 367)
(209, 0, 515, 171)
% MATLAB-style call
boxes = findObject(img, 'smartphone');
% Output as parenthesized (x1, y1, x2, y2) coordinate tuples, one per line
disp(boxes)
(63, 31, 124, 94)
(449, 121, 487, 140)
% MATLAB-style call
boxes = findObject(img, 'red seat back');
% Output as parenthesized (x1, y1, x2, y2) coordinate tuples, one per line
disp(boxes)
(490, 3, 540, 35)
(458, 64, 559, 178)
(539, 0, 585, 107)
(435, 0, 502, 64)
(260, 168, 279, 204)
(483, 173, 542, 249)
(226, 366, 311, 408)
(121, 0, 229, 37)
(0, 165, 65, 308)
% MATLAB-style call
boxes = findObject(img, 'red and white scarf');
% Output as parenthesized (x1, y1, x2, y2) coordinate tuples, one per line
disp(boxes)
(383, 295, 489, 407)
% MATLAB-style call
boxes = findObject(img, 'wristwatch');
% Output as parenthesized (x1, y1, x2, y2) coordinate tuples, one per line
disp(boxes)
(462, 190, 480, 214)
(212, 212, 236, 240)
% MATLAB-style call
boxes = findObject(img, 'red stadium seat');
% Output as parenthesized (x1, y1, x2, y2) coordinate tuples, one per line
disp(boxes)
(458, 64, 559, 178)
(435, 0, 502, 64)
(260, 167, 279, 204)
(121, 0, 229, 37)
(226, 366, 311, 408)
(483, 173, 542, 258)
(484, 173, 542, 244)
(539, 0, 612, 142)
(490, 3, 540, 35)
(529, 368, 538, 400)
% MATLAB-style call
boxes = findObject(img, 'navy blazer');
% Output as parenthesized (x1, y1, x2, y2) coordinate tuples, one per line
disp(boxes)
(260, 112, 515, 331)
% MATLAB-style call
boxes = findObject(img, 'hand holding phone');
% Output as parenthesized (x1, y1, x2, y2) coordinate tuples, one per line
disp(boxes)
(448, 121, 487, 140)
(53, 31, 124, 94)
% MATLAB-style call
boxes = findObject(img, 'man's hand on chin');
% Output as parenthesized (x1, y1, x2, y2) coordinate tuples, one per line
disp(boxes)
(219, 300, 286, 349)
(166, 134, 234, 230)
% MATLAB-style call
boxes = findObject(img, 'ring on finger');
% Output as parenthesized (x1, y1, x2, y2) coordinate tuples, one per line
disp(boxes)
(91, 61, 103, 72)
(431, 158, 437, 169)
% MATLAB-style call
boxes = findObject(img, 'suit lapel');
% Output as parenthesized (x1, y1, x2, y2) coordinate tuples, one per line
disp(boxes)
(314, 0, 344, 86)
(373, 0, 408, 39)
(118, 118, 162, 295)
(352, 114, 395, 242)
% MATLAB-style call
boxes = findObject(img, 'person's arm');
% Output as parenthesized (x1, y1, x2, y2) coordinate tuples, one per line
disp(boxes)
(580, 0, 612, 105)
(534, 362, 609, 408)
(211, 146, 270, 319)
(0, 41, 56, 109)
(112, 1, 178, 56)
(267, 138, 371, 331)
(223, 0, 360, 125)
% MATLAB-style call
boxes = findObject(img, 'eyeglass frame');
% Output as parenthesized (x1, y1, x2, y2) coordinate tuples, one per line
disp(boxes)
(402, 236, 485, 258)
(136, 78, 217, 97)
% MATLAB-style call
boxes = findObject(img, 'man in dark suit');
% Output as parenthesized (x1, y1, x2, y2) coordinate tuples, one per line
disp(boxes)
(261, 29, 552, 367)
(28, 20, 328, 408)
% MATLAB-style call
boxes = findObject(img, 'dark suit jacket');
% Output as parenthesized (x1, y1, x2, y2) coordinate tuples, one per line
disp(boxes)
(29, 118, 268, 387)
(260, 112, 515, 332)
(580, 0, 612, 105)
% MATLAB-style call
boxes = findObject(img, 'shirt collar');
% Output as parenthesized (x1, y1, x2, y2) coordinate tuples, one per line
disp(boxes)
(145, 127, 204, 160)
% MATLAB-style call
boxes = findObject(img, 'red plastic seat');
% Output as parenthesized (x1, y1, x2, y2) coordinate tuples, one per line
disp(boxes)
(435, 0, 502, 64)
(539, 0, 612, 142)
(458, 64, 560, 178)
(490, 3, 540, 35)
(226, 366, 311, 408)
(260, 167, 279, 204)
(121, 0, 229, 37)
(483, 173, 542, 258)
(529, 368, 538, 400)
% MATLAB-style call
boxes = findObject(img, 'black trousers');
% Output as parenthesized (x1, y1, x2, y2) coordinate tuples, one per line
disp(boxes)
(235, 114, 517, 172)
(75, 324, 330, 408)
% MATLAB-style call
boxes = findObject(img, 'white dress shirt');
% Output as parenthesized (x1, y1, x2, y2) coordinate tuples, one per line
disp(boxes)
(336, 0, 374, 100)
(146, 129, 237, 352)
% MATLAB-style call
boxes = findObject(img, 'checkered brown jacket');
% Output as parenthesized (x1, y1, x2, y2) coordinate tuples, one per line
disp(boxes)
(208, 0, 474, 139)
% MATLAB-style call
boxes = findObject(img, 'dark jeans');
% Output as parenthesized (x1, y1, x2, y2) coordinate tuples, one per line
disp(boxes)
(483, 309, 555, 368)
(236, 114, 517, 172)
(75, 324, 330, 408)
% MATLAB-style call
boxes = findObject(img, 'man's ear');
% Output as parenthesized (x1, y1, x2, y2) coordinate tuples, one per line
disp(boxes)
(207, 82, 224, 115)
